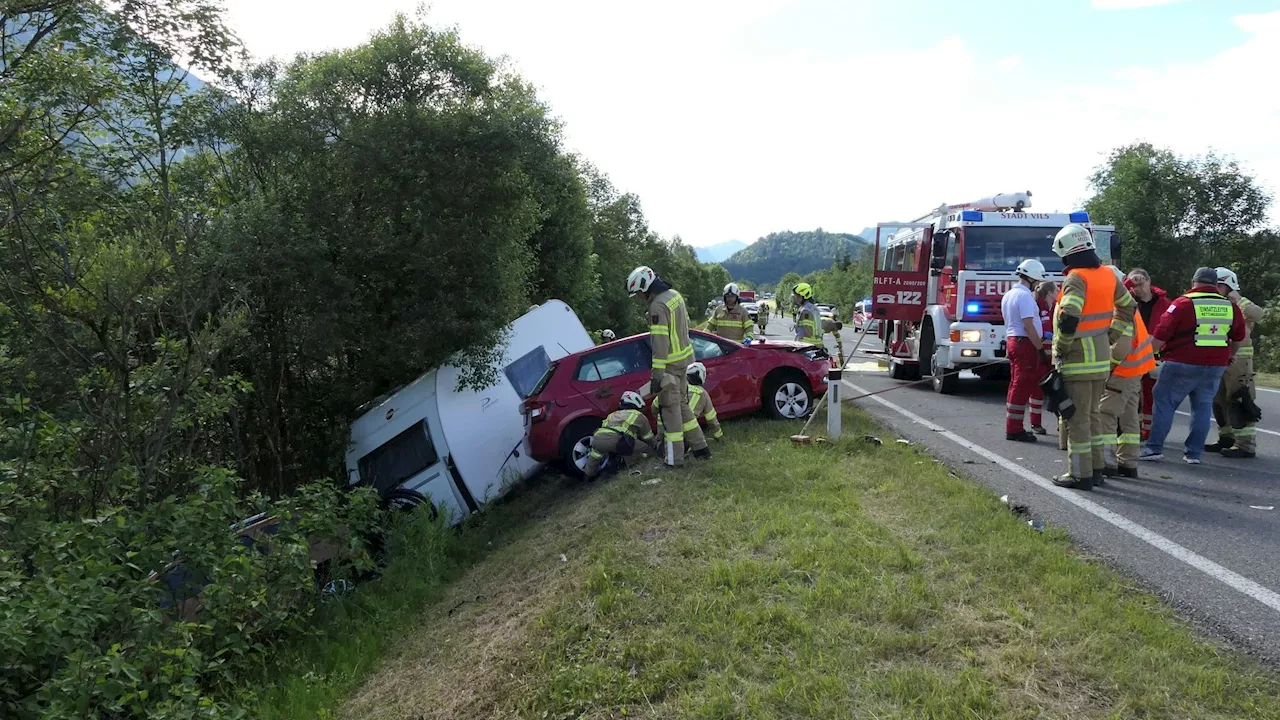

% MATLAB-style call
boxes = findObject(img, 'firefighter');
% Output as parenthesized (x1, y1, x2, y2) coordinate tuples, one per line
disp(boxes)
(1124, 268, 1171, 441)
(627, 266, 710, 466)
(1208, 267, 1265, 458)
(1001, 258, 1049, 443)
(582, 391, 656, 481)
(653, 362, 724, 441)
(757, 304, 769, 335)
(1140, 267, 1246, 464)
(793, 283, 842, 346)
(709, 283, 753, 343)
(1099, 266, 1156, 479)
(600, 329, 616, 344)
(1029, 280, 1058, 436)
(1051, 224, 1137, 490)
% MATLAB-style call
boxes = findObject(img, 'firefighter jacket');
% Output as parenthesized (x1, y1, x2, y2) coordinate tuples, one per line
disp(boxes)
(653, 385, 723, 439)
(1112, 312, 1156, 379)
(709, 303, 752, 342)
(649, 289, 695, 377)
(1053, 266, 1136, 380)
(795, 301, 822, 345)
(594, 408, 655, 449)
(1232, 294, 1265, 358)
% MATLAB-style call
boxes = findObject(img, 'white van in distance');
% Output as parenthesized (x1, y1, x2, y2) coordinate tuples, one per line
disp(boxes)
(345, 300, 593, 525)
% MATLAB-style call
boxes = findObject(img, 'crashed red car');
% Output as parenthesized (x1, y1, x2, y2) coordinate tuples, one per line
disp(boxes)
(522, 330, 833, 476)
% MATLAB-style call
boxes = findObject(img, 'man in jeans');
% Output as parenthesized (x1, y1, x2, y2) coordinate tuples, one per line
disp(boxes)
(1140, 267, 1246, 464)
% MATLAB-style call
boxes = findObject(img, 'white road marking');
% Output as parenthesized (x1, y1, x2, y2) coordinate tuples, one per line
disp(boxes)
(1258, 386, 1279, 395)
(1174, 410, 1280, 437)
(845, 381, 1280, 615)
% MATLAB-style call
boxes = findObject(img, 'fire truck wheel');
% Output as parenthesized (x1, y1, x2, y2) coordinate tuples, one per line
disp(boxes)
(919, 327, 958, 394)
(889, 358, 909, 380)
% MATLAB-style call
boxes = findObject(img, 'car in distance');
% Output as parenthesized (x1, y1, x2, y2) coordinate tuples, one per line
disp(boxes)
(522, 330, 832, 477)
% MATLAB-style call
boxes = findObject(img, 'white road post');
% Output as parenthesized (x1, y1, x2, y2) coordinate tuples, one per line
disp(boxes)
(826, 366, 842, 439)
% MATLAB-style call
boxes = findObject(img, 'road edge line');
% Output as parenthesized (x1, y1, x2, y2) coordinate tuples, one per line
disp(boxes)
(845, 381, 1280, 615)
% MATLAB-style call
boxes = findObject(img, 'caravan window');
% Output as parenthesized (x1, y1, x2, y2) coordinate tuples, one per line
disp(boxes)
(504, 345, 551, 399)
(575, 340, 650, 382)
(358, 420, 440, 495)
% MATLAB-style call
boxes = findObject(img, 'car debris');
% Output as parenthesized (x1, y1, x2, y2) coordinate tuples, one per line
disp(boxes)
(1250, 505, 1275, 511)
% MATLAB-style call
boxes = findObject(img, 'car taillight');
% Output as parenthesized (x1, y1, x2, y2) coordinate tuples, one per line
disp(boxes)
(528, 403, 548, 423)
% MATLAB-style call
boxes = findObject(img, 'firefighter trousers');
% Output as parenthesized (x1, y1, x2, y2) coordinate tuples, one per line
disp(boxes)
(584, 431, 649, 479)
(1064, 378, 1107, 480)
(1140, 374, 1156, 440)
(1005, 338, 1040, 435)
(1099, 375, 1142, 469)
(1213, 355, 1257, 453)
(658, 371, 707, 465)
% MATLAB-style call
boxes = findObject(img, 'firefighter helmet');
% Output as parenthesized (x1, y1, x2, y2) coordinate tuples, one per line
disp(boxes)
(601, 329, 616, 342)
(792, 282, 814, 301)
(686, 362, 707, 386)
(1015, 259, 1047, 282)
(723, 283, 740, 298)
(619, 391, 644, 411)
(626, 266, 656, 297)
(1052, 224, 1095, 258)
(1215, 267, 1240, 292)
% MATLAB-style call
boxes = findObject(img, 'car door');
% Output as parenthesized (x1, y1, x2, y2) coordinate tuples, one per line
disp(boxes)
(690, 332, 757, 415)
(567, 338, 653, 414)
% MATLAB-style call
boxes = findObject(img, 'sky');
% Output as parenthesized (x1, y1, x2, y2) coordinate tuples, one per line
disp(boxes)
(220, 0, 1280, 247)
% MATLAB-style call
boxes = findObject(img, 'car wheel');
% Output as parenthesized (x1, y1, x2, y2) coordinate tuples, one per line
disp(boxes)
(763, 373, 813, 419)
(561, 418, 604, 480)
(889, 358, 908, 380)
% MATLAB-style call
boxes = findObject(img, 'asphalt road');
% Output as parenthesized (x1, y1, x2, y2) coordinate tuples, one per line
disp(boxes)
(758, 316, 1280, 662)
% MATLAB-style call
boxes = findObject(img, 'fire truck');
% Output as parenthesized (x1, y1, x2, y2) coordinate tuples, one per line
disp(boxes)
(870, 191, 1119, 394)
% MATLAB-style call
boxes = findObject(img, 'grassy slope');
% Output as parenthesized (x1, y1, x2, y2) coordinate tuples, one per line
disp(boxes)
(1257, 372, 1279, 390)
(263, 406, 1280, 720)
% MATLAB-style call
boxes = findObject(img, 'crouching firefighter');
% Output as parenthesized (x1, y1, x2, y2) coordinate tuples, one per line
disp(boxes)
(1051, 224, 1136, 490)
(627, 266, 711, 466)
(1208, 267, 1264, 459)
(654, 362, 724, 441)
(583, 391, 656, 481)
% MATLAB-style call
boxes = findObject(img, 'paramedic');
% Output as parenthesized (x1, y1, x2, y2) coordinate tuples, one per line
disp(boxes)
(1000, 259, 1048, 443)
(1124, 268, 1171, 440)
(1029, 280, 1057, 437)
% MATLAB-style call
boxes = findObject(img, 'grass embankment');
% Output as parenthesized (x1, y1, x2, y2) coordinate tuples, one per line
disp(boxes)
(263, 406, 1280, 719)
(1257, 372, 1280, 390)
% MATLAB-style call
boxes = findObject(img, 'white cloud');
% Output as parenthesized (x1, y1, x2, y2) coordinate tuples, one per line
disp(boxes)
(218, 3, 1280, 245)
(1091, 0, 1190, 9)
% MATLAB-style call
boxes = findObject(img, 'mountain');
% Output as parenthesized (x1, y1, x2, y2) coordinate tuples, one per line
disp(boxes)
(694, 240, 749, 263)
(721, 230, 869, 285)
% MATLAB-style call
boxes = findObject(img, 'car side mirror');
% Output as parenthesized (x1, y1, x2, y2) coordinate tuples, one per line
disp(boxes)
(1110, 233, 1122, 266)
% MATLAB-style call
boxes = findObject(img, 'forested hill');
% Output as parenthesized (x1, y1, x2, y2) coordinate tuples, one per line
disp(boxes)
(721, 230, 869, 285)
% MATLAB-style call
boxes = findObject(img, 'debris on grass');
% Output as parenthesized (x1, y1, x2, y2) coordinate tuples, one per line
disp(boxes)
(642, 478, 662, 486)
(862, 435, 882, 446)
(1250, 505, 1275, 511)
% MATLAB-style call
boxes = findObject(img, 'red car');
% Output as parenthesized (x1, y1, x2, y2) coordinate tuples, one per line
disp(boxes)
(522, 330, 833, 477)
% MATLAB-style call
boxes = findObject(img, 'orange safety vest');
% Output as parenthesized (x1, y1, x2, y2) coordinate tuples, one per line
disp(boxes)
(1112, 312, 1156, 378)
(1069, 267, 1118, 337)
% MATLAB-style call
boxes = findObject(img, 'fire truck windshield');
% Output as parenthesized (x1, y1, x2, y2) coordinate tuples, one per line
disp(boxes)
(962, 226, 1064, 273)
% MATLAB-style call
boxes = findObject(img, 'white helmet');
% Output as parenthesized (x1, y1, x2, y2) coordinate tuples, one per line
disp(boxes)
(686, 361, 707, 386)
(723, 283, 740, 298)
(1216, 267, 1240, 292)
(1052, 224, 1095, 258)
(601, 329, 616, 342)
(1015, 258, 1046, 282)
(626, 266, 656, 297)
(619, 390, 644, 411)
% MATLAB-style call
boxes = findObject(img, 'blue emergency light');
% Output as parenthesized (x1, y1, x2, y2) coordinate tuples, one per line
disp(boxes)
(960, 210, 982, 222)
(1069, 211, 1090, 223)
(965, 302, 980, 314)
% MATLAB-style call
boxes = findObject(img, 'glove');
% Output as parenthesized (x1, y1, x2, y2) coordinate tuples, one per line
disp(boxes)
(650, 369, 665, 390)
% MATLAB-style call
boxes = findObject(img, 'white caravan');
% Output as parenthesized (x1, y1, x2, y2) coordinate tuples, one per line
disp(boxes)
(346, 300, 593, 525)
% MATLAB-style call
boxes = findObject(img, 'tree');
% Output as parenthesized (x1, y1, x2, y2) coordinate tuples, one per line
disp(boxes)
(1085, 143, 1273, 293)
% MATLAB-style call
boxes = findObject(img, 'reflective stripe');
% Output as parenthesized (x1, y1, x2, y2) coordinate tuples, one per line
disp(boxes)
(1091, 434, 1109, 448)
(666, 431, 685, 441)
(1118, 433, 1141, 445)
(665, 294, 694, 364)
(650, 325, 670, 335)
(1238, 426, 1257, 437)
(1114, 314, 1156, 378)
(682, 418, 700, 432)
(1187, 292, 1233, 347)
(1237, 346, 1255, 358)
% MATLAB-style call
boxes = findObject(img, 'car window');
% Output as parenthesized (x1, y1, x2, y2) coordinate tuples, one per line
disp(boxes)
(575, 340, 650, 382)
(692, 334, 728, 360)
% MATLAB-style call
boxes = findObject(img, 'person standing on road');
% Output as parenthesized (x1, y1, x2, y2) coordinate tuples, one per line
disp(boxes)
(583, 391, 656, 481)
(627, 266, 711, 467)
(1207, 267, 1265, 459)
(793, 283, 824, 346)
(1051, 224, 1137, 490)
(1099, 266, 1156, 479)
(1124, 268, 1171, 441)
(1028, 280, 1057, 436)
(1139, 267, 1245, 464)
(1001, 259, 1050, 443)
(709, 283, 753, 343)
